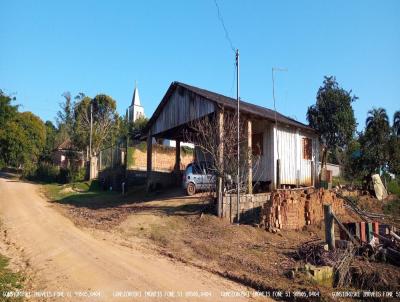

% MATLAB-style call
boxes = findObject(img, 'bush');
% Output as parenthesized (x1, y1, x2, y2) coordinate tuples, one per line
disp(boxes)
(387, 179, 400, 197)
(70, 166, 86, 183)
(29, 162, 59, 182)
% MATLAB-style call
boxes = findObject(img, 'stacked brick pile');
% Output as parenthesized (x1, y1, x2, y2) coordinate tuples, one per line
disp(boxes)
(260, 188, 345, 231)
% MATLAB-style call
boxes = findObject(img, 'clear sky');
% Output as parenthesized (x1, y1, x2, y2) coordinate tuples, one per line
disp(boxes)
(1, 0, 399, 131)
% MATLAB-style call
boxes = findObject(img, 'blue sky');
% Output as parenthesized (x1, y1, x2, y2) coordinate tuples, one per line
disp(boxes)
(1, 0, 399, 131)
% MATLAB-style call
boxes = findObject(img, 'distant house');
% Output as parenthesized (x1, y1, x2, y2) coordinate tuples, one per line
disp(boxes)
(318, 162, 341, 178)
(143, 81, 319, 191)
(52, 139, 84, 169)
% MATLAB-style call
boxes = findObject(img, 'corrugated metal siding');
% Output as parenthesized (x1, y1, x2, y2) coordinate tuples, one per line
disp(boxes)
(275, 126, 317, 186)
(252, 121, 274, 183)
(276, 126, 297, 185)
(151, 89, 216, 135)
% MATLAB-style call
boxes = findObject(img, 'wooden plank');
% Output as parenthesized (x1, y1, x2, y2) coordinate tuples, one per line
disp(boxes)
(247, 119, 252, 194)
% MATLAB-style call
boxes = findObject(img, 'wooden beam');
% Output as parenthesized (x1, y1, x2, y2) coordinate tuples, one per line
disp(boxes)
(146, 132, 153, 191)
(324, 204, 335, 250)
(217, 109, 224, 218)
(175, 140, 181, 185)
(247, 119, 252, 194)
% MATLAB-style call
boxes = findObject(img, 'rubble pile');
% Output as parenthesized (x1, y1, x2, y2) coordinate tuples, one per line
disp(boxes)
(260, 188, 345, 231)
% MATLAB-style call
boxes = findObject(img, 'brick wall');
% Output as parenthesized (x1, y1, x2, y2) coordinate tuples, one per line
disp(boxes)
(260, 188, 345, 231)
(127, 144, 194, 172)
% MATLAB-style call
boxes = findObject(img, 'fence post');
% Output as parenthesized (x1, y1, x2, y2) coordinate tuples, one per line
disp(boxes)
(324, 204, 335, 250)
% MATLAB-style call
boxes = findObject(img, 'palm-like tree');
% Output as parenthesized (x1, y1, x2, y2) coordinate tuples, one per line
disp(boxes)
(366, 107, 389, 130)
(394, 110, 400, 136)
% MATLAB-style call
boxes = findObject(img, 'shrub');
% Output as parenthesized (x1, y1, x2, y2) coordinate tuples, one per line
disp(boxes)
(29, 162, 59, 182)
(387, 179, 400, 197)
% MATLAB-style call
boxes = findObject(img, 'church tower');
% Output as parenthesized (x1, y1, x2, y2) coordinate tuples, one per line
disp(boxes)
(128, 82, 144, 123)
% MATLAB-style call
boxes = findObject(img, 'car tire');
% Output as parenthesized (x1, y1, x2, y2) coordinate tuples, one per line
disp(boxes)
(187, 182, 196, 196)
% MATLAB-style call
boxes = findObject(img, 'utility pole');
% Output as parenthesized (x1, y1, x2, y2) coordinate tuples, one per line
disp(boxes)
(272, 67, 287, 190)
(236, 49, 240, 224)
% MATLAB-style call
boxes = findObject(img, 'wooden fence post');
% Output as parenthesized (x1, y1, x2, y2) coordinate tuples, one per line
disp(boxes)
(324, 204, 335, 250)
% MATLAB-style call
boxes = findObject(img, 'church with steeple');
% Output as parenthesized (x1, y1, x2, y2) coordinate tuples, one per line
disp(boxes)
(127, 82, 144, 123)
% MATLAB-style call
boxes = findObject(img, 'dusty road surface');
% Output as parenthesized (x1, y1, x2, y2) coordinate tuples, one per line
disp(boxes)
(0, 175, 270, 301)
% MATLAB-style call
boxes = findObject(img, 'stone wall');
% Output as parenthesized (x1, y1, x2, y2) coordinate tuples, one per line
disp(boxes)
(222, 193, 271, 223)
(260, 188, 345, 231)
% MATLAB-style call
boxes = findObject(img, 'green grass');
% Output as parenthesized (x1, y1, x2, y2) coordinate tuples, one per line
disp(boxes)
(387, 180, 400, 197)
(383, 199, 400, 218)
(43, 180, 119, 206)
(0, 254, 24, 302)
(332, 176, 362, 187)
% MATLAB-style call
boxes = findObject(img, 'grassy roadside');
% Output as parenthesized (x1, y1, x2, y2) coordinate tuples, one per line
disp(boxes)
(42, 180, 121, 206)
(0, 254, 24, 302)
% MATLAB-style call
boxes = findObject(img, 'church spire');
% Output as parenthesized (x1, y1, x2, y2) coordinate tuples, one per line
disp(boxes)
(131, 81, 141, 106)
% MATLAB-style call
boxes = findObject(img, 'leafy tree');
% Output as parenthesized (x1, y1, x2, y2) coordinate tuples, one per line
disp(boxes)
(307, 76, 357, 176)
(388, 134, 400, 176)
(393, 110, 400, 137)
(0, 90, 18, 128)
(73, 94, 118, 154)
(0, 91, 19, 167)
(129, 116, 148, 137)
(0, 111, 46, 174)
(360, 107, 390, 173)
(41, 121, 57, 162)
(342, 138, 365, 182)
(56, 92, 74, 135)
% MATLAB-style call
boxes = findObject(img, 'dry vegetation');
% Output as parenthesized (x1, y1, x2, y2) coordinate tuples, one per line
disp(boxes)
(45, 183, 400, 300)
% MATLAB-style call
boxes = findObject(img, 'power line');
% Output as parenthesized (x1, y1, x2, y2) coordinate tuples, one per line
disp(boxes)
(213, 0, 235, 53)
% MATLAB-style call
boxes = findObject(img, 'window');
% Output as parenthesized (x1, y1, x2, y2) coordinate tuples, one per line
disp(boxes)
(303, 137, 312, 160)
(252, 133, 263, 156)
(192, 164, 202, 175)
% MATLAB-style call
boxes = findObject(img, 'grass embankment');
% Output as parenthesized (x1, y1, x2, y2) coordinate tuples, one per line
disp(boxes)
(384, 180, 400, 218)
(0, 254, 24, 302)
(43, 180, 120, 205)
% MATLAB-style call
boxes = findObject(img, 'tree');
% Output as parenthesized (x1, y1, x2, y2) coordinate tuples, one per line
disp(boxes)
(388, 134, 400, 176)
(73, 94, 118, 155)
(393, 110, 400, 137)
(307, 76, 357, 176)
(56, 92, 74, 134)
(41, 121, 57, 162)
(129, 116, 148, 139)
(0, 111, 46, 174)
(360, 107, 390, 173)
(342, 138, 365, 182)
(0, 90, 19, 167)
(184, 111, 262, 196)
(0, 90, 18, 128)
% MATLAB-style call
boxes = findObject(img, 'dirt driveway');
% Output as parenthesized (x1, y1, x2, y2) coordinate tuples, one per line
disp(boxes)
(0, 176, 270, 301)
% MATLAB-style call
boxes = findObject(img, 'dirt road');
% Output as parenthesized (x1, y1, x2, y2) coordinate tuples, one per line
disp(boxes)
(0, 176, 268, 301)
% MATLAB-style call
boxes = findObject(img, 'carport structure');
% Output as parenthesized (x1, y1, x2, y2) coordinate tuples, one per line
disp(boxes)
(143, 82, 319, 214)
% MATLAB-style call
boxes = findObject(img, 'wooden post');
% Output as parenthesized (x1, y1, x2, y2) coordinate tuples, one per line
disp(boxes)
(311, 160, 315, 187)
(276, 159, 281, 189)
(247, 119, 252, 194)
(175, 140, 181, 185)
(217, 109, 224, 218)
(324, 204, 335, 250)
(146, 131, 153, 192)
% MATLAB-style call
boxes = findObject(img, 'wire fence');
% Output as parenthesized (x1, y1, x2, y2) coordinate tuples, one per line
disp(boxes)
(98, 144, 125, 171)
